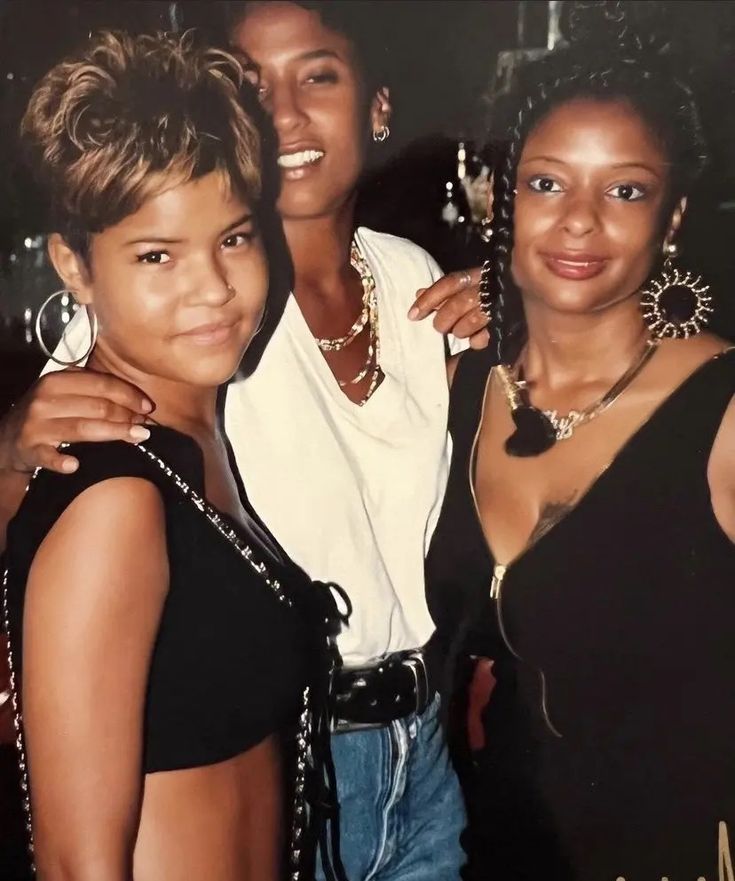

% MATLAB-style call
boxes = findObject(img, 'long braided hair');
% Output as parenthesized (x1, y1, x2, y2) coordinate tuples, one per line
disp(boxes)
(483, 1, 709, 366)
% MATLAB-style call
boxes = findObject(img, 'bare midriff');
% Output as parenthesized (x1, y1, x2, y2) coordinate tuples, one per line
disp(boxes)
(133, 734, 283, 881)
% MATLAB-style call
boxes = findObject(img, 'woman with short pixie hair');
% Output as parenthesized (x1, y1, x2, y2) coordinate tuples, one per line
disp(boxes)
(3, 30, 345, 881)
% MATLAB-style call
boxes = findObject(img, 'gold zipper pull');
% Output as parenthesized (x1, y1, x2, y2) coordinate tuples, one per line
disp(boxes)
(490, 563, 507, 600)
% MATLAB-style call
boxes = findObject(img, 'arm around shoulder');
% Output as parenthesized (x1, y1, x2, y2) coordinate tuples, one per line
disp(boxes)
(0, 366, 154, 551)
(22, 476, 168, 881)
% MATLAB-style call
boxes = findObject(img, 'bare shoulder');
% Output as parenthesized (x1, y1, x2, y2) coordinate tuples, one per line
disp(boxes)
(29, 476, 169, 606)
(21, 478, 169, 872)
(703, 337, 735, 543)
(41, 475, 165, 542)
(657, 332, 731, 371)
(644, 333, 732, 401)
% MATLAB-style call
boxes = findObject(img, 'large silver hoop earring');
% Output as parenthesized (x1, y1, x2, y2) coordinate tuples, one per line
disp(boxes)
(640, 243, 713, 339)
(372, 125, 390, 143)
(35, 289, 98, 366)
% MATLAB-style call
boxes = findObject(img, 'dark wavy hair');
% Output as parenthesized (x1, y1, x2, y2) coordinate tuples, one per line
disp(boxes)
(484, 1, 709, 365)
(222, 1, 391, 94)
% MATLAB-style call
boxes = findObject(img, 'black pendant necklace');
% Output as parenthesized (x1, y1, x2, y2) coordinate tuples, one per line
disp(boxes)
(495, 339, 659, 458)
(505, 404, 557, 457)
(495, 366, 557, 456)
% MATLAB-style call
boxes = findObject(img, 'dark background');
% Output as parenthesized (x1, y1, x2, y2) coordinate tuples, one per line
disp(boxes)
(2, 2, 735, 877)
(0, 0, 524, 412)
(2, 1, 735, 380)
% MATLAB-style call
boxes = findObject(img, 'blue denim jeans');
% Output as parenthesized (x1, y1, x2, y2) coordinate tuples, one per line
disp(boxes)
(317, 694, 466, 881)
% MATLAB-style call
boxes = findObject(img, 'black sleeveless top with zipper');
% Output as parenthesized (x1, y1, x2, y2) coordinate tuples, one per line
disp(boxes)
(425, 347, 735, 881)
(4, 424, 347, 778)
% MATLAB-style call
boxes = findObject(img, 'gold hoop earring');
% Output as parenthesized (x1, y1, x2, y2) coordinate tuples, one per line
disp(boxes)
(35, 289, 98, 366)
(372, 125, 390, 143)
(640, 244, 713, 339)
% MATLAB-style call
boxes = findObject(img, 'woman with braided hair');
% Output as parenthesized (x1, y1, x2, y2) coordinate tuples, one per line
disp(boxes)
(425, 4, 735, 878)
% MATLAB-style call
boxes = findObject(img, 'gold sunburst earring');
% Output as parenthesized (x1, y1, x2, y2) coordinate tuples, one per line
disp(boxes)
(640, 241, 713, 339)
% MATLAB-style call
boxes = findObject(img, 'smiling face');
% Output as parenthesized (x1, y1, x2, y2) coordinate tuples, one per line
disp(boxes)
(511, 97, 683, 316)
(231, 1, 390, 221)
(53, 171, 269, 389)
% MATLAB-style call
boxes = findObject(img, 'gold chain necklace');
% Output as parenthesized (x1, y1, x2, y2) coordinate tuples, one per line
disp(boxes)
(314, 241, 372, 353)
(496, 338, 659, 455)
(313, 238, 382, 405)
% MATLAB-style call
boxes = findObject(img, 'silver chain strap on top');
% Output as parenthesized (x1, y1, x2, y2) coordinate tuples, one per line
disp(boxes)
(2, 445, 314, 879)
(134, 443, 313, 881)
(1, 565, 35, 870)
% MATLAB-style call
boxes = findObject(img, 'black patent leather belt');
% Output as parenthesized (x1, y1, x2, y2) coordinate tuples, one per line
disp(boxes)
(332, 649, 433, 732)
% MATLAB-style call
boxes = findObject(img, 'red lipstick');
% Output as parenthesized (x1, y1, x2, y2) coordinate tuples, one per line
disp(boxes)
(541, 251, 608, 281)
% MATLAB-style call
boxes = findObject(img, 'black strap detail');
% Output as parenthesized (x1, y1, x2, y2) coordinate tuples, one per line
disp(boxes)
(300, 580, 352, 881)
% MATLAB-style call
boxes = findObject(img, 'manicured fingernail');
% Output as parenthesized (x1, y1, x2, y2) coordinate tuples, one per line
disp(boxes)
(408, 306, 420, 320)
(130, 426, 150, 441)
(141, 399, 153, 413)
(62, 458, 79, 473)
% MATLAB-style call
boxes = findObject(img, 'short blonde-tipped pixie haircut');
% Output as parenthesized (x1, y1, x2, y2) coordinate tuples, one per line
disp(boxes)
(21, 30, 265, 255)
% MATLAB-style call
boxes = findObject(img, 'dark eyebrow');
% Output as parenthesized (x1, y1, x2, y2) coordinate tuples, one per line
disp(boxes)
(221, 212, 253, 235)
(124, 213, 253, 247)
(609, 161, 666, 175)
(519, 155, 567, 166)
(295, 48, 344, 63)
(520, 155, 665, 176)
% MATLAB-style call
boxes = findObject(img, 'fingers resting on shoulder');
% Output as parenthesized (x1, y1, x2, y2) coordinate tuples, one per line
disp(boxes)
(409, 266, 490, 348)
(0, 369, 154, 475)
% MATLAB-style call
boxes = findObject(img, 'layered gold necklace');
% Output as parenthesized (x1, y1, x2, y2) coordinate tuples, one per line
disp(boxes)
(495, 338, 660, 457)
(313, 239, 382, 406)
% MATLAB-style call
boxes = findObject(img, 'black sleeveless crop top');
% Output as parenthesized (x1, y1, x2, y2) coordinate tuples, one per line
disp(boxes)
(5, 425, 322, 773)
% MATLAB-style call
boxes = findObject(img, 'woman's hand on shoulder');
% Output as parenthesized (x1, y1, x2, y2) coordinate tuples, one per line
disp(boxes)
(0, 370, 153, 552)
(0, 368, 153, 476)
(23, 476, 168, 881)
(408, 266, 490, 350)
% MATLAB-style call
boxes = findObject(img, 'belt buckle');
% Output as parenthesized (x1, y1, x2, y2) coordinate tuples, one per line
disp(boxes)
(331, 658, 393, 734)
(403, 650, 429, 716)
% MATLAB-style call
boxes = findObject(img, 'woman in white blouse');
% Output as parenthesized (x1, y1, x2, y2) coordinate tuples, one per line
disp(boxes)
(0, 3, 488, 877)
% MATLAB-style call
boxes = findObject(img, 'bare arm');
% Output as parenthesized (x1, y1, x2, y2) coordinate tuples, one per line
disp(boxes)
(0, 370, 152, 551)
(22, 477, 168, 881)
(708, 393, 735, 543)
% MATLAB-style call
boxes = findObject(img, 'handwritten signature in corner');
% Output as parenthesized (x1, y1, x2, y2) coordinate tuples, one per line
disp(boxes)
(613, 820, 733, 881)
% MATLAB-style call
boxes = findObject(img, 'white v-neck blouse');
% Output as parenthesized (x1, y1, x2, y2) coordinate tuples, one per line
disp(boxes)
(46, 227, 456, 665)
